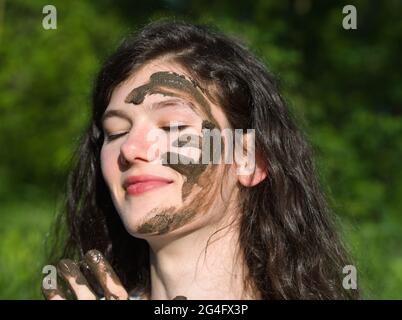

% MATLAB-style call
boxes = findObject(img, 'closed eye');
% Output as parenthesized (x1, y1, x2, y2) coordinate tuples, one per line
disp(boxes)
(160, 125, 189, 132)
(105, 131, 128, 141)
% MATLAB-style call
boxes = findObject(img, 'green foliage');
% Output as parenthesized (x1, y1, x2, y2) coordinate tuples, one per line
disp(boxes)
(0, 201, 54, 299)
(0, 0, 126, 196)
(0, 0, 401, 299)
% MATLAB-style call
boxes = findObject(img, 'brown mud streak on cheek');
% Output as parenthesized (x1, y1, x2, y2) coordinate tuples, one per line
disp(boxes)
(124, 71, 216, 124)
(84, 250, 125, 300)
(172, 134, 202, 149)
(145, 119, 223, 230)
(201, 120, 225, 167)
(136, 125, 223, 235)
(167, 119, 223, 197)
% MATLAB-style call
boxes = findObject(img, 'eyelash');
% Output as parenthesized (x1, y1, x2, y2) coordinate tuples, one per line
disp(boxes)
(106, 132, 128, 141)
(105, 125, 189, 141)
(160, 125, 189, 131)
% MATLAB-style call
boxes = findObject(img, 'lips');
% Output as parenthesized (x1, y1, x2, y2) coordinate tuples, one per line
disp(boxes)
(123, 175, 173, 196)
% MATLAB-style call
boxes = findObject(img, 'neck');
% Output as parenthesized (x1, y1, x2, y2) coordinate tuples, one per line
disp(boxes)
(146, 216, 253, 300)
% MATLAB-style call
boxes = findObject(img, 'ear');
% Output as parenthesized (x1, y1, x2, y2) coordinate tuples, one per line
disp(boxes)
(235, 132, 268, 187)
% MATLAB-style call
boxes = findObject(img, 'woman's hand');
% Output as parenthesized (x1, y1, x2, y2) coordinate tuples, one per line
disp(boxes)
(42, 249, 129, 300)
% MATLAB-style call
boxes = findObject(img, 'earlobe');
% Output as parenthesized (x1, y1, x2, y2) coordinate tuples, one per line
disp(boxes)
(236, 148, 268, 187)
(237, 161, 267, 187)
(234, 131, 268, 187)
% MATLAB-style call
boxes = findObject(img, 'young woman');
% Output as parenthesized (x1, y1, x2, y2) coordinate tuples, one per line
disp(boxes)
(43, 20, 358, 300)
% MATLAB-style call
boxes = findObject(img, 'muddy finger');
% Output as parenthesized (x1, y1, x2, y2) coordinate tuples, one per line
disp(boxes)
(84, 249, 128, 300)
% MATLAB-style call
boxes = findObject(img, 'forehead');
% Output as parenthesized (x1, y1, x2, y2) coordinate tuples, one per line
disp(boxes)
(105, 58, 231, 129)
(108, 59, 193, 108)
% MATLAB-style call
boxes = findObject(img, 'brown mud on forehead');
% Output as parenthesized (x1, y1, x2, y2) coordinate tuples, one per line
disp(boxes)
(124, 71, 216, 123)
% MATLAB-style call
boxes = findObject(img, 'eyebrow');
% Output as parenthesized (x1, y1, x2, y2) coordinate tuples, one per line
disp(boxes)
(149, 97, 200, 114)
(102, 98, 200, 124)
(101, 109, 132, 124)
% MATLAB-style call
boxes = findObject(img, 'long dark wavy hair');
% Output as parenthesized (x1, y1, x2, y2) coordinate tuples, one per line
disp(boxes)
(49, 20, 359, 299)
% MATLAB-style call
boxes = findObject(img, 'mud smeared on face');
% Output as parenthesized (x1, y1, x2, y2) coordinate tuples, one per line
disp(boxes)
(162, 120, 223, 201)
(125, 71, 225, 235)
(137, 207, 197, 235)
(134, 124, 223, 235)
(125, 71, 215, 121)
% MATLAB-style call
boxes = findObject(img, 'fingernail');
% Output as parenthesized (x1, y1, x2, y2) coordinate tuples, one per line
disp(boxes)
(85, 249, 103, 265)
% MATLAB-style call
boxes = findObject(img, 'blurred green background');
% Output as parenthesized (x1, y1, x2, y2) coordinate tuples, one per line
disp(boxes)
(0, 0, 401, 299)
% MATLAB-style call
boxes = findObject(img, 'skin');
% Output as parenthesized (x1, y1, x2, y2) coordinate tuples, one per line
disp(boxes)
(46, 57, 267, 300)
(126, 71, 222, 214)
(101, 63, 229, 238)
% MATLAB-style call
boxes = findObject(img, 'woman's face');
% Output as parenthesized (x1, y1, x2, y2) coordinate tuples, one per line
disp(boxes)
(100, 58, 239, 239)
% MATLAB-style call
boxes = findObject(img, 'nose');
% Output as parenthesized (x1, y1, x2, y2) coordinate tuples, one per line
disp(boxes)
(119, 122, 158, 166)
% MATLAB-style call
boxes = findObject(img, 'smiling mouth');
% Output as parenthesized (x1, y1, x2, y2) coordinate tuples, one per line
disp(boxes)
(125, 180, 173, 196)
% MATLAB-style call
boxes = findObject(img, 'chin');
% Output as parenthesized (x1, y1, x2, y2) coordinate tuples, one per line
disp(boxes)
(116, 206, 167, 236)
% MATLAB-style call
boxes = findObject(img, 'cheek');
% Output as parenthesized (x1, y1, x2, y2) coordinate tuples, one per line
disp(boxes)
(100, 144, 120, 186)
